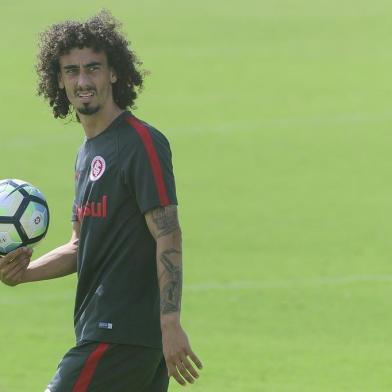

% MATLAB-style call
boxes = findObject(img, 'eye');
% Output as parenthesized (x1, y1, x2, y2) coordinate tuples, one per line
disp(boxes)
(65, 68, 78, 75)
(88, 65, 99, 72)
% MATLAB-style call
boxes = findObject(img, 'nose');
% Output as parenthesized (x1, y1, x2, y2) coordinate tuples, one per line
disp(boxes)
(77, 70, 93, 89)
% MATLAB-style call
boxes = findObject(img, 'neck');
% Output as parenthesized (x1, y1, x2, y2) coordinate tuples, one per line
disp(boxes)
(79, 101, 124, 139)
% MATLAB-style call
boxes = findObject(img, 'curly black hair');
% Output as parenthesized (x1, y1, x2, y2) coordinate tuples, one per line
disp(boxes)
(36, 10, 145, 120)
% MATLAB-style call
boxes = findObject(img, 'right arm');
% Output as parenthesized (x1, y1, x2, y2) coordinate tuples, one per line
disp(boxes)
(0, 222, 79, 286)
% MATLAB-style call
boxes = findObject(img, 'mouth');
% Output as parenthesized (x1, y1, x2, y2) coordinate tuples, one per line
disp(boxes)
(76, 91, 95, 102)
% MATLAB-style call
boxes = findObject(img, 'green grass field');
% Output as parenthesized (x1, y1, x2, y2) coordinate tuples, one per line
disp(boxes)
(1, 0, 392, 390)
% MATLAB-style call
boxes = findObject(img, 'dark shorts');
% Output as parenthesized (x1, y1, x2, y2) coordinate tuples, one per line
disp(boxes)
(46, 342, 169, 392)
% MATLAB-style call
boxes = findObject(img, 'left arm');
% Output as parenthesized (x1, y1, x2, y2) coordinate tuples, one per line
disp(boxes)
(145, 205, 203, 386)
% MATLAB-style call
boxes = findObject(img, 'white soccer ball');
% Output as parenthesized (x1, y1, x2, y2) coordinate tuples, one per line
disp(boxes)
(0, 179, 49, 255)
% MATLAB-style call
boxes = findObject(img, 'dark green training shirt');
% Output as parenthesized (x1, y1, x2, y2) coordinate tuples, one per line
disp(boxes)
(71, 111, 177, 349)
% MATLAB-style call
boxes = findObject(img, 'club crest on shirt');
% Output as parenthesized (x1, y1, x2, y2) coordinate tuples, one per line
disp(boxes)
(89, 156, 106, 181)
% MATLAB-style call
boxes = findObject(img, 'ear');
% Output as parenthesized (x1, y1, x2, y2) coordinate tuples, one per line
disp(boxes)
(58, 73, 65, 89)
(110, 69, 118, 84)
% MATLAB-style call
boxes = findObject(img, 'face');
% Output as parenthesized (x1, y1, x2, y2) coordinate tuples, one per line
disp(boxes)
(58, 47, 117, 116)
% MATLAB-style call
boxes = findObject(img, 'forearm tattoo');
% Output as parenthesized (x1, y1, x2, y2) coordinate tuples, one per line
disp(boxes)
(159, 248, 182, 314)
(152, 205, 180, 238)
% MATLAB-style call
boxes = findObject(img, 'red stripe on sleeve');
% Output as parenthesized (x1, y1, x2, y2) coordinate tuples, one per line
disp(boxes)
(126, 116, 170, 206)
(72, 343, 110, 392)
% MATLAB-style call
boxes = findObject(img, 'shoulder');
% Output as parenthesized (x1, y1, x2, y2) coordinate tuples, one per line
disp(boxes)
(118, 113, 171, 152)
(75, 142, 87, 164)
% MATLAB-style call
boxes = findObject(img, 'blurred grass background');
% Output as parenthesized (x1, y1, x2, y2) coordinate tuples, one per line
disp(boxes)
(1, 0, 392, 391)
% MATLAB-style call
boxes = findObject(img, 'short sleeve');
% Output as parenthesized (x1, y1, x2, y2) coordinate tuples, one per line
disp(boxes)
(122, 123, 178, 214)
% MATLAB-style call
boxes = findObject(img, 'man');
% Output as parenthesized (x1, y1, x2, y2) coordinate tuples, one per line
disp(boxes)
(0, 10, 202, 392)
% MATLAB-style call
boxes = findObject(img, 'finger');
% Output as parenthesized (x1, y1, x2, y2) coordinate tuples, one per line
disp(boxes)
(17, 247, 33, 258)
(2, 253, 29, 271)
(1, 258, 23, 274)
(6, 258, 29, 280)
(2, 259, 28, 281)
(5, 267, 25, 286)
(176, 361, 195, 384)
(6, 248, 32, 266)
(6, 268, 23, 282)
(8, 247, 26, 258)
(0, 253, 30, 284)
(24, 247, 33, 257)
(181, 356, 199, 379)
(167, 363, 186, 386)
(5, 247, 31, 264)
(2, 257, 29, 285)
(0, 248, 23, 267)
(188, 350, 203, 370)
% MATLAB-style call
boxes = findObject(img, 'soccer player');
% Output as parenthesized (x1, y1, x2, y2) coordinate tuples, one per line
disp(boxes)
(0, 10, 202, 392)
